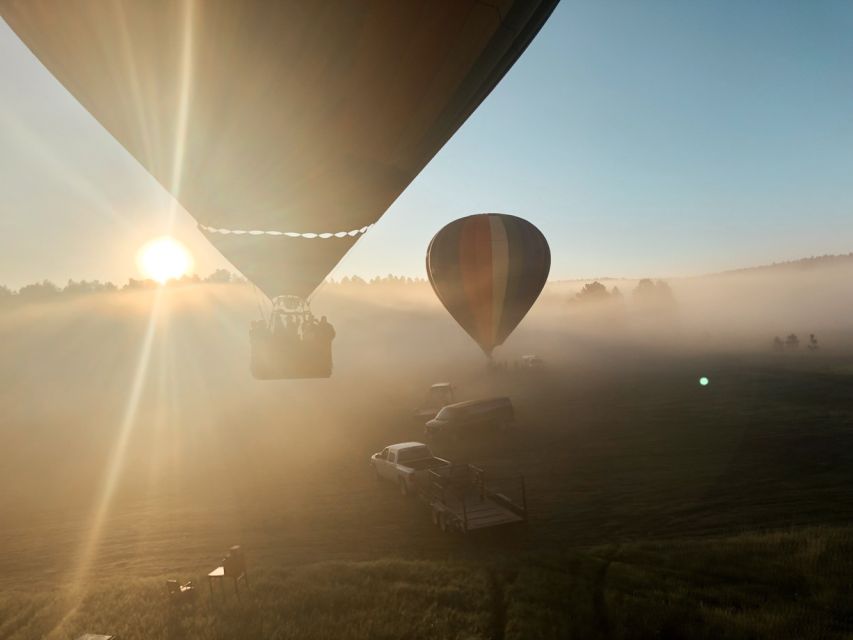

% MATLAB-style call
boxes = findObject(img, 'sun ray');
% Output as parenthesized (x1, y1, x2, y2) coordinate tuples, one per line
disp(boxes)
(49, 287, 163, 638)
(0, 104, 131, 229)
(165, 0, 196, 231)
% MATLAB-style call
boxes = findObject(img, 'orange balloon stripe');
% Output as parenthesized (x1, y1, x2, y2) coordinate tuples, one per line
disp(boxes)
(458, 215, 494, 352)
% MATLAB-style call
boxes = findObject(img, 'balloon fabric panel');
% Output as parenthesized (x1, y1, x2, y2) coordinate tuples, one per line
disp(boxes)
(1, 0, 559, 300)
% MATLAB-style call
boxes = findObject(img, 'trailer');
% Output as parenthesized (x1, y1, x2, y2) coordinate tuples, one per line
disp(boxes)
(425, 464, 527, 533)
(371, 443, 527, 533)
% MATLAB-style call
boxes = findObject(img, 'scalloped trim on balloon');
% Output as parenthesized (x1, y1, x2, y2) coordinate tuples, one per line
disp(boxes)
(198, 223, 373, 239)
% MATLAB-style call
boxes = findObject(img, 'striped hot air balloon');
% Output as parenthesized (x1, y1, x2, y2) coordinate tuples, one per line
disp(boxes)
(426, 214, 550, 356)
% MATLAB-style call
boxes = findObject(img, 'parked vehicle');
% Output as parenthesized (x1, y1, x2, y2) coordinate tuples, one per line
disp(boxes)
(425, 397, 514, 438)
(520, 354, 544, 369)
(427, 464, 527, 533)
(370, 442, 527, 533)
(370, 442, 450, 496)
(413, 382, 456, 422)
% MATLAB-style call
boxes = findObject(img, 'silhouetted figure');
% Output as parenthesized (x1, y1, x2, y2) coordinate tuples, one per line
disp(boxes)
(292, 315, 330, 376)
(273, 313, 300, 373)
(272, 310, 285, 335)
(301, 314, 318, 342)
(808, 333, 819, 351)
(317, 316, 336, 342)
(285, 315, 299, 342)
(250, 309, 334, 379)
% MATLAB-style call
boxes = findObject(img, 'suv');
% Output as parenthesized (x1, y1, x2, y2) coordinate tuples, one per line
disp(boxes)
(425, 397, 514, 438)
(413, 383, 456, 422)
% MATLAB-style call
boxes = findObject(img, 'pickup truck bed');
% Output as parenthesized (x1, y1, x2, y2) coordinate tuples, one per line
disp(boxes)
(436, 486, 525, 530)
(407, 457, 448, 471)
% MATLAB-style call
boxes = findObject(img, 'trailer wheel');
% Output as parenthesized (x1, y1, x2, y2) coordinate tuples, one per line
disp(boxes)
(398, 478, 409, 497)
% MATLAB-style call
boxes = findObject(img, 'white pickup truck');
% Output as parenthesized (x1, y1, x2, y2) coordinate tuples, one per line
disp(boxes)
(371, 442, 528, 533)
(370, 442, 450, 496)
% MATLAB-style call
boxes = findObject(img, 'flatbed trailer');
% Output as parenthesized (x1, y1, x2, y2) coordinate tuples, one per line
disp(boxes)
(422, 464, 527, 533)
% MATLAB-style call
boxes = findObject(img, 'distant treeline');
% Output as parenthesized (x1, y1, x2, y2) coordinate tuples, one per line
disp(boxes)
(0, 271, 434, 305)
(717, 252, 853, 276)
(569, 278, 676, 308)
(0, 268, 242, 304)
(2, 273, 674, 307)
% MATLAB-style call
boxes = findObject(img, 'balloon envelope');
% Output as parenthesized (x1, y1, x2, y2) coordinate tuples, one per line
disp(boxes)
(1, 0, 558, 300)
(426, 213, 550, 355)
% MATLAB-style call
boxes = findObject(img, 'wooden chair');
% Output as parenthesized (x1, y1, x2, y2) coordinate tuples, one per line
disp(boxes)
(166, 579, 196, 603)
(208, 545, 249, 598)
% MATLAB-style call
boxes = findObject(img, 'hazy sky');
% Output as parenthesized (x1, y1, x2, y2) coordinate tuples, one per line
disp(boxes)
(1, 1, 852, 289)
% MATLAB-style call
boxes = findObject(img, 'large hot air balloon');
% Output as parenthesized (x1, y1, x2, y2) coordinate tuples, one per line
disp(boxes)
(426, 213, 550, 357)
(0, 0, 558, 377)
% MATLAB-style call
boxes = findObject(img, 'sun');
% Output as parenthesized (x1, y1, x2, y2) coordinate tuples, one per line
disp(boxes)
(136, 236, 193, 284)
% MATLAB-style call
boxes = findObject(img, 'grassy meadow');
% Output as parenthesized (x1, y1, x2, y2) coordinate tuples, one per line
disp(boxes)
(1, 278, 852, 638)
(2, 528, 850, 639)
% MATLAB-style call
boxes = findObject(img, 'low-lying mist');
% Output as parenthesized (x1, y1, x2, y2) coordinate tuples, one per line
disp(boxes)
(1, 257, 852, 590)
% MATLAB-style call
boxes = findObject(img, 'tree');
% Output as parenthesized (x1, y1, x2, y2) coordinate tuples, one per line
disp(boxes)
(204, 268, 232, 284)
(64, 279, 116, 295)
(176, 273, 201, 285)
(633, 278, 676, 313)
(785, 333, 800, 350)
(123, 278, 157, 290)
(634, 278, 656, 296)
(572, 281, 610, 303)
(17, 280, 60, 301)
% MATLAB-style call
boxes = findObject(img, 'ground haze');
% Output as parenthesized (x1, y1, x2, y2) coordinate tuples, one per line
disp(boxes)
(2, 262, 852, 638)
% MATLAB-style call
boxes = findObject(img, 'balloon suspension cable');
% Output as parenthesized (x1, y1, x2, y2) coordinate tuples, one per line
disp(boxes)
(307, 229, 363, 303)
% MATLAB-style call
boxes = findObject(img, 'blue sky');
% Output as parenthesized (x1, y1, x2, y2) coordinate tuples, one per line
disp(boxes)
(1, 1, 852, 289)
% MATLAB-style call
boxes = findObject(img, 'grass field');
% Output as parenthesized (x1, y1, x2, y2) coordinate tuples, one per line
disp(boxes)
(1, 286, 852, 638)
(2, 528, 850, 639)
